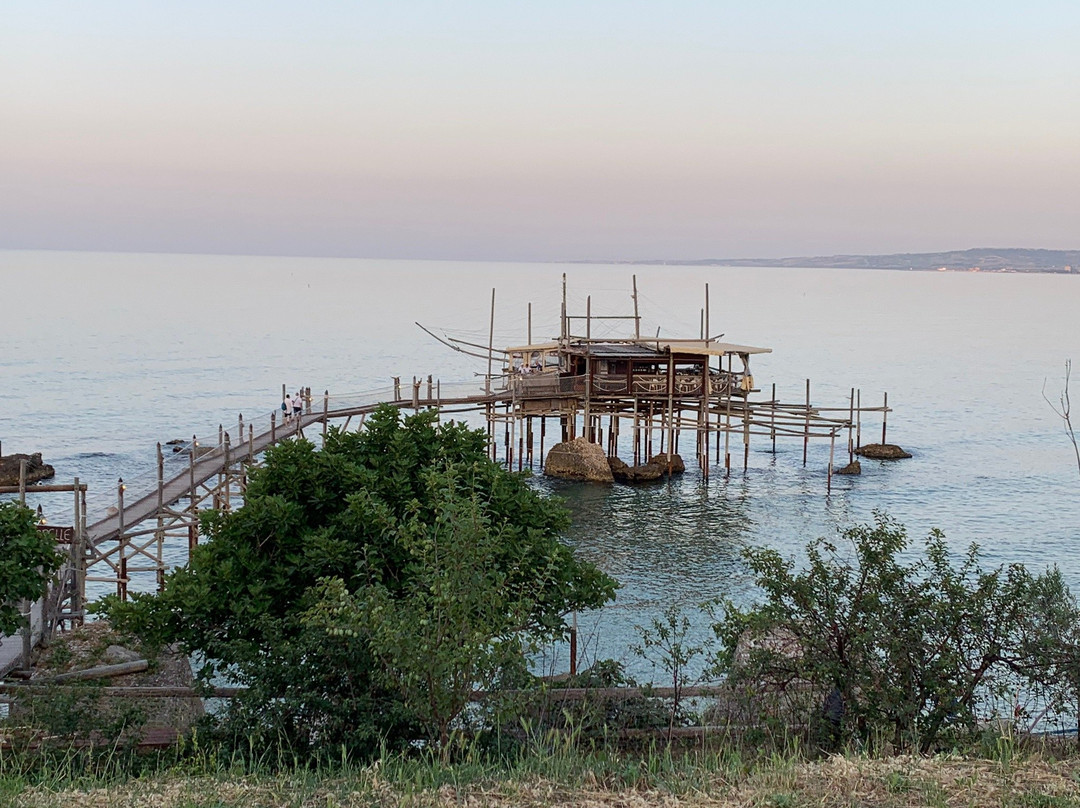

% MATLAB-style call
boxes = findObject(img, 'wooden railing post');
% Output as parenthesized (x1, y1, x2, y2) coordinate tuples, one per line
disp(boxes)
(117, 478, 127, 601)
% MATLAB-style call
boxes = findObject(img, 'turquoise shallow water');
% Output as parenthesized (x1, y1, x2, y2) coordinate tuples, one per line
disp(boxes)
(3, 250, 1079, 675)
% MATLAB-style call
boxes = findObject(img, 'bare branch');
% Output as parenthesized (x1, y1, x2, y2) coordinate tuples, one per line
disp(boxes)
(1043, 359, 1080, 479)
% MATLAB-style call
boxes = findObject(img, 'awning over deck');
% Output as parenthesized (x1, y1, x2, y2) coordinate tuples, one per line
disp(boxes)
(655, 340, 771, 356)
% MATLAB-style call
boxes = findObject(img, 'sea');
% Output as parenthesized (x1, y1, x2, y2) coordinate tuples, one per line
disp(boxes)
(2, 250, 1079, 679)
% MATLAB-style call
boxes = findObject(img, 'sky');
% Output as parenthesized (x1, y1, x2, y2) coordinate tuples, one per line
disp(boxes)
(2, 1, 1078, 261)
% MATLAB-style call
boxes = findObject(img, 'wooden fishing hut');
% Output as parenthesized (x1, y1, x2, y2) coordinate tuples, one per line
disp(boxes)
(474, 275, 891, 483)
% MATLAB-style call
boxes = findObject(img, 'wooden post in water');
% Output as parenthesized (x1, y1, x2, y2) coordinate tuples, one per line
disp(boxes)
(771, 382, 777, 453)
(666, 353, 675, 472)
(539, 416, 546, 470)
(394, 376, 401, 401)
(882, 392, 889, 444)
(848, 388, 855, 464)
(828, 430, 835, 495)
(856, 389, 862, 449)
(18, 458, 26, 503)
(323, 390, 329, 436)
(270, 410, 276, 442)
(724, 389, 732, 475)
(743, 405, 750, 470)
(803, 379, 811, 466)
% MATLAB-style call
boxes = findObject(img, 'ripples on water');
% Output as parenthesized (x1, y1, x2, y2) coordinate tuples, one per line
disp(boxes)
(3, 251, 1079, 676)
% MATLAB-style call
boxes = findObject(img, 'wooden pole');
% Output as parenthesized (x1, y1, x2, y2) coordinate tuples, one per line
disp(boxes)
(540, 416, 546, 470)
(156, 443, 165, 591)
(570, 611, 578, 676)
(771, 382, 777, 453)
(848, 387, 855, 463)
(323, 390, 329, 436)
(188, 436, 196, 514)
(271, 409, 276, 442)
(666, 352, 675, 470)
(828, 430, 835, 495)
(704, 282, 710, 346)
(561, 273, 568, 343)
(856, 389, 862, 449)
(803, 379, 811, 466)
(117, 478, 127, 600)
(528, 302, 532, 346)
(72, 477, 83, 622)
(584, 296, 592, 438)
(882, 392, 889, 444)
(632, 274, 640, 340)
(487, 287, 496, 394)
(18, 458, 26, 503)
(724, 387, 732, 474)
(743, 404, 750, 470)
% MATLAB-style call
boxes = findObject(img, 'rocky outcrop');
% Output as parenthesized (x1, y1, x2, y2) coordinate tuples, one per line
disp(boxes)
(608, 453, 686, 483)
(0, 453, 55, 487)
(855, 443, 912, 460)
(544, 438, 614, 483)
(834, 460, 861, 475)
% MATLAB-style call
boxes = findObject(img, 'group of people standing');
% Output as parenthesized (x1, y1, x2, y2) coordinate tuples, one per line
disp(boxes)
(281, 390, 305, 424)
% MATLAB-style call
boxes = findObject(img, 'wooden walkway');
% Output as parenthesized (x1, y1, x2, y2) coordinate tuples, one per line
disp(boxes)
(86, 393, 499, 546)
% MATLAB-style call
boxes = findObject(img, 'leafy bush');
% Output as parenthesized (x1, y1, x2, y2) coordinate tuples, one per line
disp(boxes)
(0, 501, 64, 636)
(709, 513, 1080, 752)
(98, 405, 616, 758)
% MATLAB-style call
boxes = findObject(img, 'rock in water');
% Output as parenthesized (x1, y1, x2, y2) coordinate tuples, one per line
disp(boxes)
(544, 438, 614, 483)
(854, 443, 912, 460)
(0, 453, 56, 487)
(835, 460, 861, 475)
(608, 453, 685, 482)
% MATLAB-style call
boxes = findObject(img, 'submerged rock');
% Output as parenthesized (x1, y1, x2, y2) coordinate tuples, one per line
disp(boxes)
(608, 453, 686, 483)
(834, 460, 862, 475)
(0, 453, 55, 487)
(854, 443, 912, 460)
(544, 438, 614, 483)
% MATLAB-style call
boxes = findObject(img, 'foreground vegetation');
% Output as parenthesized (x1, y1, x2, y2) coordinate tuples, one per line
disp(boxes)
(2, 736, 1080, 808)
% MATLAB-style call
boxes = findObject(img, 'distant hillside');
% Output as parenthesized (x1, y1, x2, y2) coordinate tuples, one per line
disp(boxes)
(661, 249, 1080, 272)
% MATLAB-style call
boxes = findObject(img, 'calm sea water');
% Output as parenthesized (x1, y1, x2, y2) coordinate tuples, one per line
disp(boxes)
(3, 250, 1079, 674)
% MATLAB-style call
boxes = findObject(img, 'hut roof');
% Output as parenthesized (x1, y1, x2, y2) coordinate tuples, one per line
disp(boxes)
(656, 340, 772, 357)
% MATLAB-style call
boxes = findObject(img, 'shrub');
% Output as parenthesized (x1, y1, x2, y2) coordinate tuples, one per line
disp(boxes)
(708, 513, 1080, 751)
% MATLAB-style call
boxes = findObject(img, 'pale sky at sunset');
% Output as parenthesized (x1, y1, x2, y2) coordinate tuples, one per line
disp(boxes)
(2, 2, 1078, 261)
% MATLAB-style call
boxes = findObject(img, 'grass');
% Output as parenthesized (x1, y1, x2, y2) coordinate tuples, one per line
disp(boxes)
(1, 735, 1079, 808)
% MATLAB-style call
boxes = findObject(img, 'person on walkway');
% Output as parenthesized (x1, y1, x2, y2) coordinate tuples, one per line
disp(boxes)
(281, 396, 291, 424)
(291, 391, 303, 421)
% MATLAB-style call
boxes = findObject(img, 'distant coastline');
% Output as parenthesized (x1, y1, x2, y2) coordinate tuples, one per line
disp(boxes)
(604, 248, 1080, 274)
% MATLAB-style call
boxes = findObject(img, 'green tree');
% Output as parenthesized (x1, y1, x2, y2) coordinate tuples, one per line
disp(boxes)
(709, 513, 1080, 751)
(100, 405, 616, 757)
(0, 502, 64, 636)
